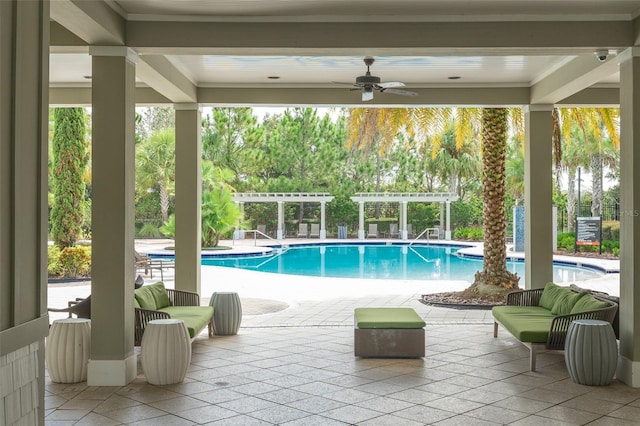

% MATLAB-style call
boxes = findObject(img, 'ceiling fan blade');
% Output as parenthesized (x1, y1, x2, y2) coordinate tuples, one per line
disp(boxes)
(377, 81, 405, 89)
(362, 90, 374, 101)
(381, 88, 419, 97)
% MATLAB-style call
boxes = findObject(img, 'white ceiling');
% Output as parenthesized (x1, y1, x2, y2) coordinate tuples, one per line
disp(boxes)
(49, 0, 640, 105)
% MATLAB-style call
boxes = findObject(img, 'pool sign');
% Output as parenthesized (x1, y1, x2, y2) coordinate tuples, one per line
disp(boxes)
(575, 216, 602, 253)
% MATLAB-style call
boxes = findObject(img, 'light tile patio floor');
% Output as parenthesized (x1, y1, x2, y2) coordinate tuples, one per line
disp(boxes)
(45, 239, 636, 425)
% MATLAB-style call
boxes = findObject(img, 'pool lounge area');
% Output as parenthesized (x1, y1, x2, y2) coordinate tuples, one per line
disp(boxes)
(43, 238, 638, 425)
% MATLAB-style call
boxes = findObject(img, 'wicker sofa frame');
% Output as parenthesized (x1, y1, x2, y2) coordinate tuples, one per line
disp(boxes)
(493, 288, 618, 371)
(134, 288, 213, 346)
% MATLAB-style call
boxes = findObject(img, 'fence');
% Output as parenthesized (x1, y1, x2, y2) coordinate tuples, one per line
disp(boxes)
(557, 201, 619, 232)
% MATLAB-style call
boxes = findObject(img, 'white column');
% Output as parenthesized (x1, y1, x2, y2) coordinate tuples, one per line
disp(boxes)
(401, 201, 408, 240)
(617, 47, 640, 388)
(88, 46, 138, 386)
(440, 202, 445, 230)
(358, 202, 365, 239)
(174, 103, 201, 294)
(445, 201, 452, 240)
(524, 105, 554, 290)
(277, 201, 284, 239)
(320, 202, 327, 240)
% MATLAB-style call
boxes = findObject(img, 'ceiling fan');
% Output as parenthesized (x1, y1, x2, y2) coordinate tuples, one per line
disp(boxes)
(338, 57, 418, 102)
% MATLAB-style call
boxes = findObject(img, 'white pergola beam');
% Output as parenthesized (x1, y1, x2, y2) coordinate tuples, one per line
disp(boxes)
(531, 54, 621, 104)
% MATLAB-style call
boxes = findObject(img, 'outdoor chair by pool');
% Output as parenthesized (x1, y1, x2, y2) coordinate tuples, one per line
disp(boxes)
(309, 223, 320, 238)
(297, 223, 308, 238)
(257, 224, 267, 238)
(48, 275, 145, 320)
(407, 223, 415, 238)
(136, 250, 175, 280)
(388, 223, 399, 238)
(367, 223, 378, 238)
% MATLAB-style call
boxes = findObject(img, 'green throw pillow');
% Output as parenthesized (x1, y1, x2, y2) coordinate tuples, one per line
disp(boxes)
(538, 282, 565, 311)
(551, 290, 585, 315)
(134, 286, 157, 310)
(570, 295, 612, 314)
(146, 282, 171, 309)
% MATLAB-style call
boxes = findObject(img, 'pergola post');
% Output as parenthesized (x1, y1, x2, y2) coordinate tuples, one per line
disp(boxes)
(358, 202, 365, 239)
(445, 201, 452, 240)
(277, 201, 284, 239)
(440, 202, 445, 230)
(320, 201, 327, 240)
(401, 201, 408, 240)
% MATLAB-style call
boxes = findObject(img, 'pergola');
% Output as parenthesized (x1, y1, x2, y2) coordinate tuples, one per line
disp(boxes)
(350, 192, 459, 240)
(233, 193, 334, 239)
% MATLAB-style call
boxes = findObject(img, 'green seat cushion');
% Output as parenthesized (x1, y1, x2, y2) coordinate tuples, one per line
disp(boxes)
(551, 289, 585, 315)
(492, 306, 555, 343)
(354, 308, 425, 329)
(159, 306, 214, 338)
(570, 295, 612, 314)
(538, 282, 566, 311)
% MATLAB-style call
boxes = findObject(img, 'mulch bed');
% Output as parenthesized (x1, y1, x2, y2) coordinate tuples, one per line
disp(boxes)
(420, 292, 503, 310)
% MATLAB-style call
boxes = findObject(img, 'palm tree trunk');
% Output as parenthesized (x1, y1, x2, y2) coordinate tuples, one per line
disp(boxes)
(591, 152, 603, 217)
(159, 181, 170, 223)
(474, 108, 519, 289)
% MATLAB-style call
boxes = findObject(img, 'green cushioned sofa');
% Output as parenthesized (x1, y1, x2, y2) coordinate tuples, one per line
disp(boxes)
(492, 282, 617, 371)
(134, 282, 214, 346)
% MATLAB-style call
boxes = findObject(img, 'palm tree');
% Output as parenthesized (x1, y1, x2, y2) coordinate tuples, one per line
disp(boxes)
(135, 128, 176, 223)
(346, 106, 522, 291)
(553, 108, 619, 229)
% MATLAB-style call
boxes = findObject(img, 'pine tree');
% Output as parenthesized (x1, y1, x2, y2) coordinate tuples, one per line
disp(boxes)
(50, 108, 88, 248)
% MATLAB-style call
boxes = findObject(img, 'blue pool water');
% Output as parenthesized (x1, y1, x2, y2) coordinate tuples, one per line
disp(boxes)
(199, 244, 604, 283)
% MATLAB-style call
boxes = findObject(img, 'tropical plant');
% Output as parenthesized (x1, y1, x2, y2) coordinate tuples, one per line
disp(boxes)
(136, 128, 176, 223)
(50, 107, 88, 248)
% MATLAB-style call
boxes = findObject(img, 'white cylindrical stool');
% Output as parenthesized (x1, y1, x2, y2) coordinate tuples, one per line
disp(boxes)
(141, 319, 191, 385)
(210, 292, 242, 335)
(46, 318, 91, 383)
(565, 319, 618, 386)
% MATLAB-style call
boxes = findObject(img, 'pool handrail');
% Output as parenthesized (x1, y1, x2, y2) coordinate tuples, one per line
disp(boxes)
(234, 228, 279, 246)
(409, 227, 439, 246)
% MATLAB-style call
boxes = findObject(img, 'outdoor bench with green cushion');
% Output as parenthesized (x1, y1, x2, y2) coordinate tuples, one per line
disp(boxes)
(354, 307, 426, 358)
(134, 282, 214, 346)
(492, 282, 618, 371)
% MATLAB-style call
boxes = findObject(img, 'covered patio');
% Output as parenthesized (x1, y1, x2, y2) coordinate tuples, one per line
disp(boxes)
(3, 1, 640, 424)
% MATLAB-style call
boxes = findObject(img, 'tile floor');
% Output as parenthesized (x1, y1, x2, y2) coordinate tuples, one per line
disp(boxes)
(44, 240, 635, 425)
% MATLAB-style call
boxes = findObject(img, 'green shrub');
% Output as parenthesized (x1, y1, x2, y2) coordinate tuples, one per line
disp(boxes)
(453, 227, 483, 240)
(47, 245, 63, 277)
(58, 246, 91, 278)
(557, 232, 575, 251)
(138, 223, 162, 238)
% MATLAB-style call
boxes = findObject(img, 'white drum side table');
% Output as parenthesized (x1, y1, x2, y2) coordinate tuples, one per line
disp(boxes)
(210, 292, 242, 335)
(46, 318, 91, 383)
(141, 319, 191, 385)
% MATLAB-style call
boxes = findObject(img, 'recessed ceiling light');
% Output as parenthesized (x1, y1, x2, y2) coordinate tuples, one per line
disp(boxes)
(267, 76, 280, 80)
(448, 76, 461, 80)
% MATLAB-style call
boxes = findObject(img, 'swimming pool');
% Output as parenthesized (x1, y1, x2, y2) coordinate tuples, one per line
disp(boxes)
(199, 243, 605, 284)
